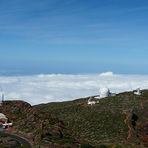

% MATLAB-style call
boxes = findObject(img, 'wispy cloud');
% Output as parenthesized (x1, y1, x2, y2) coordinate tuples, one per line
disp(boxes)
(0, 0, 148, 46)
(0, 72, 148, 105)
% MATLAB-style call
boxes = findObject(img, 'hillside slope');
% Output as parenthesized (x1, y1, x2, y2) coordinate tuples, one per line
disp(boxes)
(1, 90, 148, 147)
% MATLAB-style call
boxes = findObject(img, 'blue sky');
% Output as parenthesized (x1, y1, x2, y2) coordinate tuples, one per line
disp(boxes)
(0, 0, 148, 75)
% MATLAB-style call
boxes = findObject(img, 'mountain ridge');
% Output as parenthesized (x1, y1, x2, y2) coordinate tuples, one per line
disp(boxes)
(1, 90, 148, 147)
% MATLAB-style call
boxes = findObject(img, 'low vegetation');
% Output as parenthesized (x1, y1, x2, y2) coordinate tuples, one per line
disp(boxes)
(1, 90, 148, 147)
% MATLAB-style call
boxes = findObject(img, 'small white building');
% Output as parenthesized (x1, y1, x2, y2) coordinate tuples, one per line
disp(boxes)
(87, 97, 96, 105)
(134, 88, 141, 96)
(0, 113, 12, 130)
(0, 113, 7, 122)
(87, 87, 116, 105)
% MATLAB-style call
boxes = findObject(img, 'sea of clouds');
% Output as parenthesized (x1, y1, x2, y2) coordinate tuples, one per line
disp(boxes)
(0, 72, 148, 105)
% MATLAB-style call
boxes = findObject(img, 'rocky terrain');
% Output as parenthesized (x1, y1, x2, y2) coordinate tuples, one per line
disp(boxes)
(1, 90, 148, 147)
(0, 132, 21, 148)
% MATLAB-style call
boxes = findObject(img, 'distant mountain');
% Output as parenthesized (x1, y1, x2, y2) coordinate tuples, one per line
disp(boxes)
(1, 90, 148, 147)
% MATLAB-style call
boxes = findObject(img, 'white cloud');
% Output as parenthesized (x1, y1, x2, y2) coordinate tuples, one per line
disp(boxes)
(99, 71, 114, 76)
(0, 72, 148, 105)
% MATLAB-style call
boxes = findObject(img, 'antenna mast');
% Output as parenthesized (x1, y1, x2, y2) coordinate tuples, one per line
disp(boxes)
(2, 93, 4, 102)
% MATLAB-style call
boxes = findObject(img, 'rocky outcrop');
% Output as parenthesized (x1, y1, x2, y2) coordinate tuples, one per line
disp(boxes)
(0, 100, 78, 147)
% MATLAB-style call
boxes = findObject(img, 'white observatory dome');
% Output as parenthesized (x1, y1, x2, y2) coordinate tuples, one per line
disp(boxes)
(99, 87, 110, 98)
(0, 113, 7, 120)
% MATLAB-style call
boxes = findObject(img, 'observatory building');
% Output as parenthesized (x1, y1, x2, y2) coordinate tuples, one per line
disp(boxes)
(0, 113, 12, 130)
(87, 97, 98, 106)
(99, 87, 110, 98)
(87, 87, 116, 105)
(0, 113, 7, 123)
(134, 88, 141, 96)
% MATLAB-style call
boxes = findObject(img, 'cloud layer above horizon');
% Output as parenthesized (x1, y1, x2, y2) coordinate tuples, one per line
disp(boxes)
(0, 72, 148, 105)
